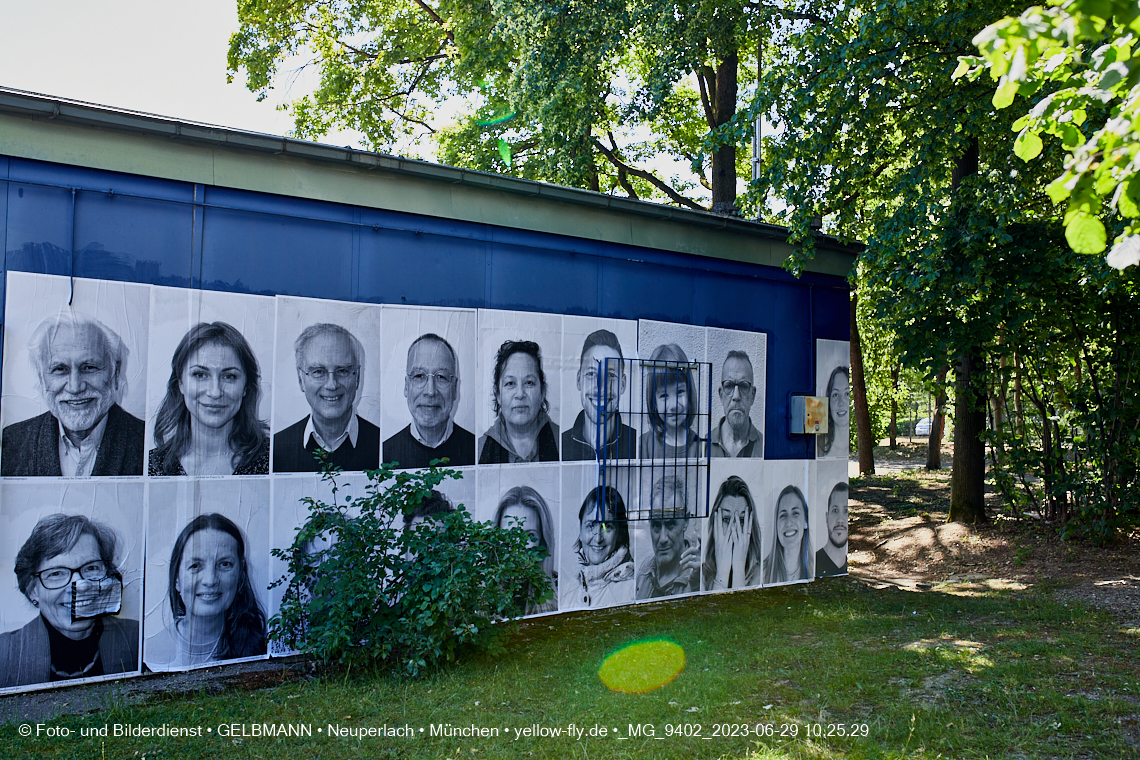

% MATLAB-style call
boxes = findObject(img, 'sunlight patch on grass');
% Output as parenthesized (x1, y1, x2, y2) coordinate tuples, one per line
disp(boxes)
(598, 639, 685, 693)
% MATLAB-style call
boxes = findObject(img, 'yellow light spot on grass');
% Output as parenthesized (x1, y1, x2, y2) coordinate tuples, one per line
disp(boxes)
(598, 640, 685, 693)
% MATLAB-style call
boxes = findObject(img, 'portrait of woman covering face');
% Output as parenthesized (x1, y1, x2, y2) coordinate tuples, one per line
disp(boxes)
(494, 486, 557, 614)
(149, 322, 270, 476)
(817, 365, 850, 459)
(0, 514, 138, 688)
(763, 485, 812, 584)
(572, 485, 634, 608)
(702, 475, 764, 590)
(145, 513, 266, 668)
(639, 344, 702, 459)
(478, 340, 559, 464)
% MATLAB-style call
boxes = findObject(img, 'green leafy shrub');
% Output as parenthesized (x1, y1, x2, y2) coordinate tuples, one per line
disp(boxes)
(269, 461, 552, 676)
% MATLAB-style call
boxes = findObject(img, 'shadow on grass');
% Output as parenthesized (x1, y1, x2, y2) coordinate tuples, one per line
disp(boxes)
(5, 577, 1138, 759)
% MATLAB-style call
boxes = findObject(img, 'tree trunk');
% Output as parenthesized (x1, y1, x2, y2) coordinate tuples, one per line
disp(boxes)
(850, 290, 875, 474)
(927, 367, 947, 470)
(945, 135, 986, 522)
(948, 347, 989, 523)
(889, 362, 900, 449)
(710, 52, 738, 215)
(992, 350, 1007, 471)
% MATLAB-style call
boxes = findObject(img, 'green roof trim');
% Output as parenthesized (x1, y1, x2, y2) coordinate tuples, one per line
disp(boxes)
(0, 88, 859, 277)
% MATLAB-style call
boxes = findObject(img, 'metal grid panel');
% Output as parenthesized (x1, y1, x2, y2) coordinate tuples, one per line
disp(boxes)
(594, 357, 711, 522)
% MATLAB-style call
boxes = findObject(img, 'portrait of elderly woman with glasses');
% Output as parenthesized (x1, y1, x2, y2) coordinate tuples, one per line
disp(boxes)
(274, 323, 381, 472)
(384, 333, 476, 468)
(0, 514, 138, 688)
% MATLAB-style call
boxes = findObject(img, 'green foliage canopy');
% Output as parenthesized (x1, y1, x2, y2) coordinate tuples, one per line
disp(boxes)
(756, 0, 1055, 373)
(959, 0, 1140, 268)
(227, 0, 764, 208)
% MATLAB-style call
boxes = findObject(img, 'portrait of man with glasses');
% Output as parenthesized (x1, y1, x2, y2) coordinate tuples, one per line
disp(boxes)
(709, 350, 764, 458)
(382, 333, 476, 468)
(273, 323, 381, 472)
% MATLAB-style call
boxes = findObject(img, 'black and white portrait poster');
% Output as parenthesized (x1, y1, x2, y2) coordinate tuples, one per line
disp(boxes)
(707, 327, 767, 460)
(475, 464, 560, 615)
(703, 459, 765, 592)
(268, 473, 369, 655)
(380, 306, 478, 470)
(143, 478, 270, 671)
(635, 320, 709, 461)
(1, 272, 150, 478)
(632, 467, 703, 600)
(145, 287, 276, 477)
(559, 462, 637, 611)
(476, 309, 562, 465)
(272, 297, 383, 473)
(812, 459, 849, 578)
(757, 459, 812, 587)
(560, 316, 639, 463)
(0, 480, 144, 692)
(815, 339, 851, 461)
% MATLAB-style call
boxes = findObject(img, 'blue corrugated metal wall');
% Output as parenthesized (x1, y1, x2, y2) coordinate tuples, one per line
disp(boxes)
(0, 155, 849, 459)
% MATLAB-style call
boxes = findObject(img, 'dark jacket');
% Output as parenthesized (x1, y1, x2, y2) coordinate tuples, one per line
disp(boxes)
(562, 410, 637, 462)
(0, 615, 139, 689)
(273, 416, 381, 473)
(382, 423, 476, 469)
(1, 404, 145, 477)
(478, 414, 560, 464)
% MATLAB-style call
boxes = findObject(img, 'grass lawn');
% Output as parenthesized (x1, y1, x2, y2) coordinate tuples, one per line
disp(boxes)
(5, 572, 1138, 759)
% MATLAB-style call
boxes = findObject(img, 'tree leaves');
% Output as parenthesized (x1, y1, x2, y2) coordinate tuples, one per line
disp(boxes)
(226, 0, 763, 209)
(1065, 210, 1109, 252)
(1015, 128, 1044, 160)
(965, 0, 1140, 268)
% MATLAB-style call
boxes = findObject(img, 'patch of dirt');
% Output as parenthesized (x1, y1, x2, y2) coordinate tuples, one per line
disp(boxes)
(848, 441, 1140, 629)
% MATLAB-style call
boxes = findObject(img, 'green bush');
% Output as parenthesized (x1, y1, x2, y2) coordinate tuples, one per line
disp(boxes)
(269, 461, 552, 676)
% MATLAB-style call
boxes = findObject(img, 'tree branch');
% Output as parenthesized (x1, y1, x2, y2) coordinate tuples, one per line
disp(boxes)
(413, 0, 455, 43)
(607, 133, 641, 200)
(696, 69, 717, 129)
(746, 1, 829, 25)
(592, 138, 705, 210)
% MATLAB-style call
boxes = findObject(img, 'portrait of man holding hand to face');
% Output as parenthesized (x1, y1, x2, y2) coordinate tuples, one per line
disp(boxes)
(2, 313, 145, 477)
(383, 333, 475, 468)
(709, 350, 763, 458)
(636, 474, 700, 599)
(273, 324, 380, 473)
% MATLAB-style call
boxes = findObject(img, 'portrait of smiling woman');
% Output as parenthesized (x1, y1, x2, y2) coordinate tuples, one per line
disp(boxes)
(569, 485, 635, 609)
(478, 340, 559, 463)
(0, 513, 139, 689)
(817, 365, 850, 459)
(145, 513, 266, 668)
(763, 484, 813, 584)
(149, 322, 270, 476)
